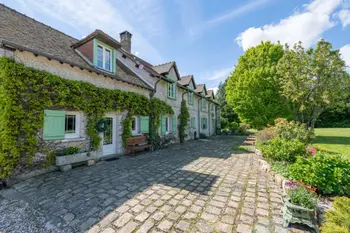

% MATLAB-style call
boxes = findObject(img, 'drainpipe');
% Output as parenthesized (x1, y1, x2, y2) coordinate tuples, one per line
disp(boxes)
(197, 97, 201, 138)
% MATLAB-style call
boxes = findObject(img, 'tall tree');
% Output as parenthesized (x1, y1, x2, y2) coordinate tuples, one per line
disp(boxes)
(216, 81, 239, 123)
(277, 40, 349, 129)
(226, 41, 291, 129)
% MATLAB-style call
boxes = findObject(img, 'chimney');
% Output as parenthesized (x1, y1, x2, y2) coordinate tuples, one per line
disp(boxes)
(120, 31, 132, 53)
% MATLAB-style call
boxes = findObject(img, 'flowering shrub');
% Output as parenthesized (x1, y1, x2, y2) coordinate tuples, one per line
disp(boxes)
(256, 126, 276, 145)
(289, 153, 350, 195)
(320, 197, 350, 233)
(274, 118, 314, 144)
(287, 187, 317, 209)
(259, 137, 308, 162)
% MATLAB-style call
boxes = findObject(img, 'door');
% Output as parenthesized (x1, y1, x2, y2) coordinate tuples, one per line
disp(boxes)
(103, 114, 117, 155)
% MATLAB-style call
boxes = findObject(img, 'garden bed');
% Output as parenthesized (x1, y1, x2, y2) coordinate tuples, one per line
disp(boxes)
(56, 151, 99, 172)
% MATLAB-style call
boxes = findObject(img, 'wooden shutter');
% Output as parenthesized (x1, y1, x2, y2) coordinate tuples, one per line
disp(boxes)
(191, 117, 195, 129)
(161, 116, 166, 136)
(140, 116, 149, 133)
(174, 82, 177, 98)
(43, 110, 65, 140)
(172, 115, 177, 134)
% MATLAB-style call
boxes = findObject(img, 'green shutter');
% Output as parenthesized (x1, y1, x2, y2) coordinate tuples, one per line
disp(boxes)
(43, 110, 65, 140)
(161, 116, 166, 136)
(172, 115, 177, 134)
(191, 117, 195, 129)
(112, 49, 117, 74)
(140, 116, 149, 133)
(174, 82, 177, 98)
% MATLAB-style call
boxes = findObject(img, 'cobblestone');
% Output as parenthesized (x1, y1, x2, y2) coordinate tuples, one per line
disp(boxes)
(0, 136, 311, 233)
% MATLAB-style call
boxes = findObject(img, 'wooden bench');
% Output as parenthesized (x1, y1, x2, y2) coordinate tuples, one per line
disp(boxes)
(126, 135, 152, 155)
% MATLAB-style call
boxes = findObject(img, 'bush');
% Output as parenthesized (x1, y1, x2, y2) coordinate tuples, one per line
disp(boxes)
(320, 197, 350, 233)
(287, 187, 317, 209)
(228, 122, 239, 131)
(56, 146, 80, 156)
(274, 118, 314, 144)
(289, 153, 350, 195)
(271, 161, 291, 178)
(256, 126, 276, 145)
(220, 118, 229, 129)
(236, 123, 248, 135)
(259, 137, 308, 162)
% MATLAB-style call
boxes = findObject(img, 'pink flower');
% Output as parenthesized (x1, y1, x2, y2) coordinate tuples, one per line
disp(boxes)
(306, 146, 316, 155)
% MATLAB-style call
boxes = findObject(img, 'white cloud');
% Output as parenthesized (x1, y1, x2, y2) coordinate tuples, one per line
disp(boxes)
(236, 0, 342, 51)
(340, 44, 350, 67)
(15, 0, 165, 63)
(338, 9, 350, 28)
(206, 67, 233, 81)
(206, 0, 273, 27)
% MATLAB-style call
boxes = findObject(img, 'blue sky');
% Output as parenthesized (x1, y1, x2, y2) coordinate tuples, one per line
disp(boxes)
(1, 0, 350, 92)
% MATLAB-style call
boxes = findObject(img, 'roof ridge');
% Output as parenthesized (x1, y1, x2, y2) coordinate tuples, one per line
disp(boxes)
(1, 3, 78, 42)
(153, 61, 174, 67)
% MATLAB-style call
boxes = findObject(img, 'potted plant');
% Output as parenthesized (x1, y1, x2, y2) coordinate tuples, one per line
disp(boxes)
(283, 187, 319, 232)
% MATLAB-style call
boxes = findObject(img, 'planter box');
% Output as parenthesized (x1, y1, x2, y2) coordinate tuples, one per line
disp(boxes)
(56, 151, 99, 172)
(283, 198, 318, 231)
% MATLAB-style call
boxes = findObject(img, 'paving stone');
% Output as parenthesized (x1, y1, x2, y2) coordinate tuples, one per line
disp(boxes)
(119, 221, 139, 233)
(236, 224, 253, 233)
(183, 212, 197, 219)
(201, 212, 218, 222)
(157, 219, 173, 231)
(174, 205, 187, 214)
(151, 211, 165, 221)
(195, 221, 214, 233)
(239, 214, 254, 225)
(101, 227, 116, 233)
(113, 212, 133, 228)
(257, 208, 269, 216)
(221, 215, 235, 224)
(99, 211, 119, 228)
(135, 211, 150, 222)
(190, 205, 202, 213)
(63, 213, 75, 223)
(175, 220, 191, 231)
(254, 224, 270, 233)
(136, 219, 155, 233)
(215, 222, 233, 233)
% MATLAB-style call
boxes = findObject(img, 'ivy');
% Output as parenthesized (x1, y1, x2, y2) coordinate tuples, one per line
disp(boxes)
(178, 99, 190, 143)
(122, 116, 132, 146)
(0, 57, 172, 179)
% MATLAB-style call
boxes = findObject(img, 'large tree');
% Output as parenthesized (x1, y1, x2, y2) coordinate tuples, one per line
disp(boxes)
(277, 40, 349, 129)
(226, 41, 291, 129)
(216, 81, 239, 123)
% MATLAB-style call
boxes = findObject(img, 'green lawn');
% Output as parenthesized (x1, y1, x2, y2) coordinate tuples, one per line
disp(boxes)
(312, 128, 350, 158)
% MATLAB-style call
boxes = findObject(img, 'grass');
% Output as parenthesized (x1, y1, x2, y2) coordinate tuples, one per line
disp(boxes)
(312, 128, 350, 159)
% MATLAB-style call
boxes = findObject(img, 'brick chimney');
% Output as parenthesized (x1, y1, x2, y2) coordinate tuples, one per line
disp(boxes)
(120, 31, 132, 53)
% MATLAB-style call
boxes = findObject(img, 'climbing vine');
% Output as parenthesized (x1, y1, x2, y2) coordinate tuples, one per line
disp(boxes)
(122, 116, 132, 146)
(0, 58, 172, 179)
(178, 99, 190, 143)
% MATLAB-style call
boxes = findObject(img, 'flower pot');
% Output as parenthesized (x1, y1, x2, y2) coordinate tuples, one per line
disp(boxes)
(283, 197, 319, 232)
(56, 151, 99, 172)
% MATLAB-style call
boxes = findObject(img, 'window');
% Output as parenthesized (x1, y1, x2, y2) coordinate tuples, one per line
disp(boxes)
(165, 116, 169, 133)
(64, 111, 80, 139)
(131, 116, 140, 135)
(168, 82, 176, 99)
(202, 98, 207, 110)
(96, 44, 112, 72)
(201, 117, 207, 130)
(188, 92, 194, 105)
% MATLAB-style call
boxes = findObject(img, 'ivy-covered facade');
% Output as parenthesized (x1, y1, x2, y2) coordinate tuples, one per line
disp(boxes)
(0, 4, 220, 179)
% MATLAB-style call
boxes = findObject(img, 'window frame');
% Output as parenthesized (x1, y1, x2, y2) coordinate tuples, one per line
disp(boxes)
(64, 111, 80, 139)
(97, 44, 112, 72)
(188, 91, 194, 105)
(167, 82, 176, 99)
(131, 116, 141, 136)
(202, 98, 207, 110)
(165, 116, 170, 134)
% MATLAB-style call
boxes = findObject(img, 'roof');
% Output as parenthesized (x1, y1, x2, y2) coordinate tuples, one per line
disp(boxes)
(194, 84, 205, 93)
(71, 29, 122, 49)
(0, 4, 152, 90)
(153, 61, 181, 80)
(178, 75, 192, 86)
(206, 89, 215, 99)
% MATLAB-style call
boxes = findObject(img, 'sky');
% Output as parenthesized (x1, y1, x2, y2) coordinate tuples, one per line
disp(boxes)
(1, 0, 350, 93)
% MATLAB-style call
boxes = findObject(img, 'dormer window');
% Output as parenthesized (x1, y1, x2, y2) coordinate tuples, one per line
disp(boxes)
(97, 45, 112, 72)
(93, 39, 116, 73)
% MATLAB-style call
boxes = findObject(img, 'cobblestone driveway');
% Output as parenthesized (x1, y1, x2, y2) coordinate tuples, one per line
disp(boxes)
(1, 136, 307, 233)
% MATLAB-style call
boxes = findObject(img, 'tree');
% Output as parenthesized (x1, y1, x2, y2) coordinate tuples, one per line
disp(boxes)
(226, 41, 291, 129)
(216, 81, 239, 124)
(178, 99, 190, 143)
(277, 40, 349, 129)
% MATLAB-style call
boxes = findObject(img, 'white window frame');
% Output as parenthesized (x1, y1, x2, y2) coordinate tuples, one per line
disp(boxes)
(202, 98, 207, 110)
(97, 44, 112, 72)
(131, 116, 141, 136)
(64, 111, 80, 139)
(188, 92, 193, 104)
(168, 83, 176, 99)
(165, 116, 170, 134)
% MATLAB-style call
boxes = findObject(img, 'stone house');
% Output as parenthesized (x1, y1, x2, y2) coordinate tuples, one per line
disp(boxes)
(0, 4, 220, 162)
